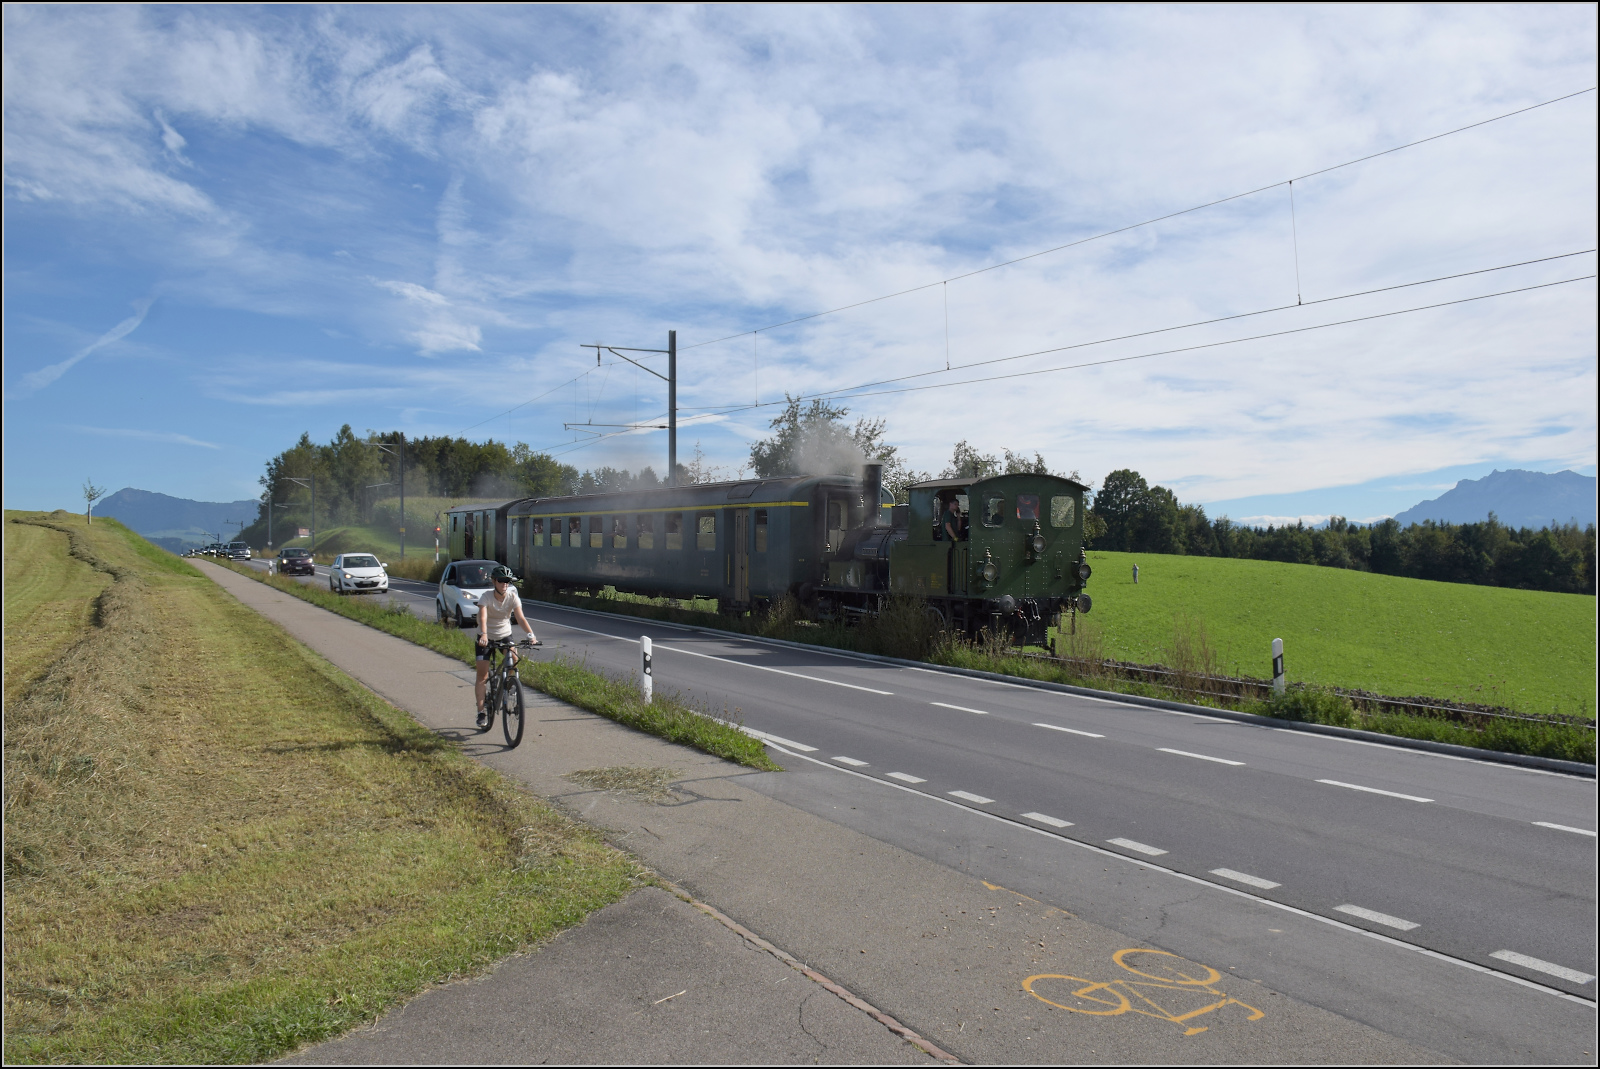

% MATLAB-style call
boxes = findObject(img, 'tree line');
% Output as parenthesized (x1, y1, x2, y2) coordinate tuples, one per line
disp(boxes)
(240, 420, 1593, 596)
(1088, 468, 1597, 595)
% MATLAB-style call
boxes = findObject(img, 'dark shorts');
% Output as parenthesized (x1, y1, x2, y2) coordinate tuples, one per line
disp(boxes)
(476, 641, 510, 662)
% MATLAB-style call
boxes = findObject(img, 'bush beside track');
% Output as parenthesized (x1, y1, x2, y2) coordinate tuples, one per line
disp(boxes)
(3, 512, 641, 1064)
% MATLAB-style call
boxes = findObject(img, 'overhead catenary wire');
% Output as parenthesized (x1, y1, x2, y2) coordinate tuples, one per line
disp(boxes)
(682, 249, 1596, 413)
(675, 273, 1595, 416)
(678, 86, 1595, 353)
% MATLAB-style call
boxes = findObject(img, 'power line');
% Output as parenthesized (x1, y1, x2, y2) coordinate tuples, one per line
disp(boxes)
(682, 249, 1595, 412)
(678, 87, 1595, 353)
(682, 274, 1595, 414)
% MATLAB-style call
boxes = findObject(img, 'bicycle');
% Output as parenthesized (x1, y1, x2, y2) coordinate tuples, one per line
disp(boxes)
(480, 637, 538, 748)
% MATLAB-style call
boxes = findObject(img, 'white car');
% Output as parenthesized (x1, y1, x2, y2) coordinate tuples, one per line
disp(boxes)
(436, 559, 497, 627)
(329, 553, 389, 595)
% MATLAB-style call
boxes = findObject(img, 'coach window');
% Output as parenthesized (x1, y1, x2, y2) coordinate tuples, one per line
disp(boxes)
(451, 515, 459, 533)
(1016, 494, 1040, 521)
(612, 516, 627, 549)
(568, 517, 582, 546)
(588, 516, 604, 548)
(755, 509, 768, 553)
(531, 518, 546, 546)
(549, 518, 562, 547)
(984, 496, 1006, 527)
(509, 518, 520, 548)
(636, 514, 655, 550)
(1049, 497, 1076, 528)
(696, 512, 717, 551)
(665, 513, 683, 550)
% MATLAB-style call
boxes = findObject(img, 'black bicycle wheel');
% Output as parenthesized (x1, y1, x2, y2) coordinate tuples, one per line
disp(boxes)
(500, 667, 525, 748)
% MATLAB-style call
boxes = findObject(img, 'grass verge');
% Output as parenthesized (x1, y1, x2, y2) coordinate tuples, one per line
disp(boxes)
(4, 512, 641, 1064)
(218, 561, 776, 772)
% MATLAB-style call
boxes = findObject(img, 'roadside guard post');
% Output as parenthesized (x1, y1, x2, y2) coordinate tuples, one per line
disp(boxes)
(1271, 638, 1285, 695)
(640, 636, 653, 704)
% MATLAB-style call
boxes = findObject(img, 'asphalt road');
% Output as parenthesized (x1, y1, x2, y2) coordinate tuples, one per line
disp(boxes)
(257, 560, 1598, 1058)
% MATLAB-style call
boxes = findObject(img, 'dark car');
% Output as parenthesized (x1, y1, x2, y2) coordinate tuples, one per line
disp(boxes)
(225, 541, 252, 561)
(278, 548, 315, 575)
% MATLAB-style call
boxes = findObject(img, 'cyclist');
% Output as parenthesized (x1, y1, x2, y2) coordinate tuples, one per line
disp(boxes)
(476, 565, 537, 728)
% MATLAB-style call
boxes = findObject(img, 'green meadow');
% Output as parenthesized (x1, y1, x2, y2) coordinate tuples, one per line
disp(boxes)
(1079, 550, 1595, 718)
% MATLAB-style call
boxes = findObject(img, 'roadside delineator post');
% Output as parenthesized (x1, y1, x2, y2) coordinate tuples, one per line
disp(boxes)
(641, 636, 653, 704)
(1271, 637, 1286, 695)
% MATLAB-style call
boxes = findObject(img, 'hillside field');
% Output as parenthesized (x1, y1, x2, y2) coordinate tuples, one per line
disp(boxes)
(1077, 550, 1595, 717)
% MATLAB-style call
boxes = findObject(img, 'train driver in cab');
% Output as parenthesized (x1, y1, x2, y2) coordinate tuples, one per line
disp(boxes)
(940, 495, 967, 542)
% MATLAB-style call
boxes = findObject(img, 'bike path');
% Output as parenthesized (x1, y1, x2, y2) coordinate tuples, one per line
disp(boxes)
(203, 561, 1461, 1063)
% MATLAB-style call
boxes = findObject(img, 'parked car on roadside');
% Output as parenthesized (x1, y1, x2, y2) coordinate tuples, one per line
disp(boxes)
(436, 559, 497, 627)
(278, 547, 315, 575)
(329, 553, 389, 595)
(225, 541, 251, 561)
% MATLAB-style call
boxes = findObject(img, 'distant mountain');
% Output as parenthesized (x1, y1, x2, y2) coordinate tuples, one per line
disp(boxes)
(1392, 469, 1595, 530)
(97, 487, 259, 547)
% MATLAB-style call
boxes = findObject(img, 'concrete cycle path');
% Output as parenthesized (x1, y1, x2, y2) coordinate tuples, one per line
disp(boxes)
(199, 562, 1443, 1064)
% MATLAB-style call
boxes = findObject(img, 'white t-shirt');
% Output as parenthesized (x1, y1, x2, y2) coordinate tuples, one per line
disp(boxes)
(480, 587, 523, 639)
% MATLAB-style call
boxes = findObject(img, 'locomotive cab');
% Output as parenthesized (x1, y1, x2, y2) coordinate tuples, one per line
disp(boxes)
(889, 472, 1091, 646)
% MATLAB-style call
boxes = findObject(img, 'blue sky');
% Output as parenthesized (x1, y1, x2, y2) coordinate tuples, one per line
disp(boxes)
(4, 5, 1596, 522)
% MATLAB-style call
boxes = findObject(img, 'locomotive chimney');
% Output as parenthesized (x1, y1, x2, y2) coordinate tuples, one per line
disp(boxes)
(862, 463, 884, 527)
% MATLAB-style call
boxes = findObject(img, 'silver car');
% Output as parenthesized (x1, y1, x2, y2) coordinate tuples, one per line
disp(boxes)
(329, 553, 389, 595)
(436, 559, 496, 627)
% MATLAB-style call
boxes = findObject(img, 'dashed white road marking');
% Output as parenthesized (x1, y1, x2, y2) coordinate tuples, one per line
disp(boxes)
(743, 729, 817, 752)
(1335, 904, 1419, 931)
(1533, 821, 1596, 837)
(1034, 722, 1105, 738)
(1159, 747, 1245, 766)
(948, 790, 995, 804)
(832, 756, 869, 767)
(1022, 812, 1073, 828)
(886, 772, 926, 784)
(1317, 779, 1433, 803)
(1489, 950, 1595, 985)
(1107, 837, 1167, 856)
(931, 702, 989, 715)
(1210, 868, 1281, 890)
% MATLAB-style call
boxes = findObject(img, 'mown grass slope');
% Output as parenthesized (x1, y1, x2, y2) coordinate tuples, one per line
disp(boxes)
(3, 511, 638, 1063)
(1079, 550, 1595, 717)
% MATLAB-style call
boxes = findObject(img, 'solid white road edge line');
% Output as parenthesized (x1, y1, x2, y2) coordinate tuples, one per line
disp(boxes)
(527, 616, 896, 695)
(948, 790, 995, 804)
(1317, 779, 1434, 803)
(751, 741, 1595, 1008)
(742, 729, 818, 752)
(1533, 821, 1597, 836)
(931, 702, 989, 715)
(1107, 837, 1168, 856)
(1210, 868, 1281, 890)
(1034, 723, 1105, 738)
(1022, 812, 1073, 828)
(1489, 950, 1595, 985)
(1335, 904, 1420, 931)
(1159, 747, 1245, 766)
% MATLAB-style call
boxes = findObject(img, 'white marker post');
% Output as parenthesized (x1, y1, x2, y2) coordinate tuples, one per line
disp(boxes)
(640, 636, 653, 704)
(1271, 638, 1285, 695)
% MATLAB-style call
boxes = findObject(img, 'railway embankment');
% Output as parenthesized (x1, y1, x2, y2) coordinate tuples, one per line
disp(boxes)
(3, 512, 639, 1063)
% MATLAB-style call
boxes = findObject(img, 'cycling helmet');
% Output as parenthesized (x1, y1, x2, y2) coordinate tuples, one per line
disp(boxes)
(490, 565, 517, 582)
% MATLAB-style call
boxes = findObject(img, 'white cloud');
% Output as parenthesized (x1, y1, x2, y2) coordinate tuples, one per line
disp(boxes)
(67, 425, 221, 449)
(2, 6, 1594, 505)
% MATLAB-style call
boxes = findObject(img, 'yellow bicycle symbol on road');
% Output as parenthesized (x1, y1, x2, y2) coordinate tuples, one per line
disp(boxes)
(1024, 949, 1265, 1036)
